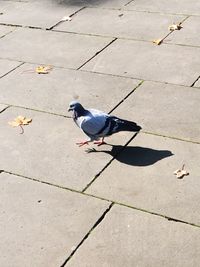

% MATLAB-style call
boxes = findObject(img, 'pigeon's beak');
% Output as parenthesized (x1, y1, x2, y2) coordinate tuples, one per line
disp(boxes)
(68, 107, 72, 112)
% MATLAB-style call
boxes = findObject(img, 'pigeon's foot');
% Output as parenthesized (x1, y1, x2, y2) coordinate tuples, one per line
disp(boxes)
(76, 141, 89, 147)
(94, 140, 106, 146)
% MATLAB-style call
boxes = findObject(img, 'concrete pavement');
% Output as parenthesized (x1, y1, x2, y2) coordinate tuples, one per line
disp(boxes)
(0, 0, 200, 266)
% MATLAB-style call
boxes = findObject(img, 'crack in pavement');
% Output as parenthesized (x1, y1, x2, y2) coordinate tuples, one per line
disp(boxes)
(77, 38, 118, 70)
(2, 170, 200, 229)
(0, 62, 24, 79)
(60, 202, 114, 267)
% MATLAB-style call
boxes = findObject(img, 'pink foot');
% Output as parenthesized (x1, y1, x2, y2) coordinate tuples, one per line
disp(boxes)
(93, 140, 106, 146)
(76, 141, 89, 147)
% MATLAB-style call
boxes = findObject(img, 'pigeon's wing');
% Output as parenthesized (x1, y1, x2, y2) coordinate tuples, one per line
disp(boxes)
(81, 109, 109, 138)
(103, 116, 142, 135)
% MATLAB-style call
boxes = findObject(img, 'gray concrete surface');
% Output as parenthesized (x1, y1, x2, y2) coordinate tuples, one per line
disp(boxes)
(0, 63, 140, 115)
(125, 0, 200, 15)
(0, 172, 109, 267)
(0, 104, 8, 112)
(83, 39, 200, 86)
(67, 205, 200, 267)
(167, 16, 200, 47)
(0, 28, 113, 68)
(0, 107, 133, 190)
(111, 81, 200, 142)
(0, 59, 21, 78)
(56, 8, 186, 41)
(87, 133, 200, 224)
(73, 0, 132, 8)
(0, 1, 81, 29)
(195, 78, 200, 88)
(0, 25, 16, 37)
(0, 0, 199, 266)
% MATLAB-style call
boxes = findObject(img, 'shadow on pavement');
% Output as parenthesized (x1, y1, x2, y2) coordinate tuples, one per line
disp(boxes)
(54, 0, 106, 6)
(86, 145, 173, 166)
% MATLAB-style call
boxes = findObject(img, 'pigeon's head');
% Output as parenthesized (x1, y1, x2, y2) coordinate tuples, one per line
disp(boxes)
(68, 101, 85, 113)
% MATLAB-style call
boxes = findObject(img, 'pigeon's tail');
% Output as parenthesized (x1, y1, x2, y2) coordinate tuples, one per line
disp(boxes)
(108, 117, 142, 135)
(116, 119, 142, 133)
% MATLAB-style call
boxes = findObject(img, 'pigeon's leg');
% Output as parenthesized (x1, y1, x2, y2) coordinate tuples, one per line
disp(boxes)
(94, 137, 106, 146)
(76, 137, 93, 147)
(76, 140, 89, 147)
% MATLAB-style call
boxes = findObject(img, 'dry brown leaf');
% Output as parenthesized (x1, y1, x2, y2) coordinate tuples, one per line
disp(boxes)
(153, 38, 163, 45)
(174, 164, 189, 179)
(168, 23, 182, 31)
(8, 116, 32, 127)
(35, 65, 53, 74)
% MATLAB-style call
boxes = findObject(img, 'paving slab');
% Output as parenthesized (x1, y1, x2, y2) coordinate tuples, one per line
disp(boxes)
(0, 25, 16, 38)
(0, 107, 133, 190)
(64, 0, 131, 9)
(110, 81, 200, 142)
(167, 16, 200, 47)
(0, 172, 109, 267)
(125, 0, 200, 15)
(0, 63, 140, 115)
(56, 8, 186, 41)
(0, 104, 8, 112)
(0, 1, 81, 29)
(87, 133, 200, 225)
(0, 58, 21, 78)
(24, 0, 131, 8)
(88, 0, 131, 8)
(67, 205, 200, 267)
(0, 28, 113, 69)
(194, 78, 200, 88)
(83, 39, 200, 86)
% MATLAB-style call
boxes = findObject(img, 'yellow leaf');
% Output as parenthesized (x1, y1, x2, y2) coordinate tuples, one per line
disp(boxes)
(22, 118, 32, 125)
(8, 116, 32, 127)
(35, 65, 52, 74)
(174, 164, 189, 179)
(8, 121, 20, 127)
(16, 116, 25, 123)
(153, 39, 163, 45)
(168, 23, 182, 31)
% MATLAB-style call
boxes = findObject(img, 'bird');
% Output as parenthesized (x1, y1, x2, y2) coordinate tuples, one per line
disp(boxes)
(68, 101, 142, 147)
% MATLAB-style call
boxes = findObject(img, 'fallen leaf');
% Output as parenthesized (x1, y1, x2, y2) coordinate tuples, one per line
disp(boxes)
(61, 16, 72, 21)
(153, 38, 163, 45)
(168, 23, 182, 31)
(174, 164, 189, 179)
(9, 116, 32, 127)
(35, 65, 53, 74)
(8, 116, 32, 134)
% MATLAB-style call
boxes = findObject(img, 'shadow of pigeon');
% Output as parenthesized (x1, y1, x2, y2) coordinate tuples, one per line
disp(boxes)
(53, 0, 108, 7)
(86, 144, 173, 166)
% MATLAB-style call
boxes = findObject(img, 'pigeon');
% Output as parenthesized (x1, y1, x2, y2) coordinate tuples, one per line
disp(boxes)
(68, 101, 141, 147)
